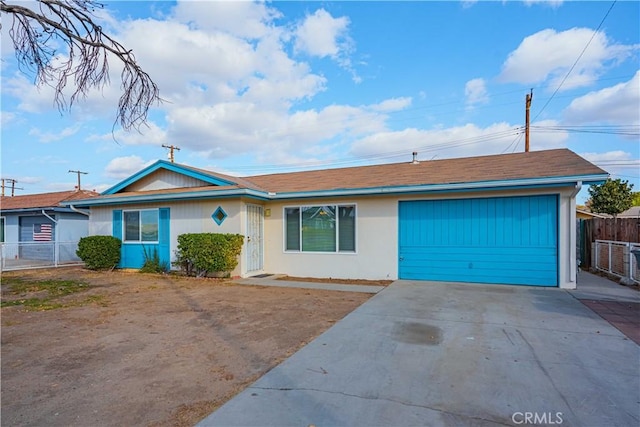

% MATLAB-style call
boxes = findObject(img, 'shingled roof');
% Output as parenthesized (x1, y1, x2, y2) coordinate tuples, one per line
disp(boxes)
(244, 149, 607, 193)
(65, 149, 608, 206)
(0, 190, 99, 211)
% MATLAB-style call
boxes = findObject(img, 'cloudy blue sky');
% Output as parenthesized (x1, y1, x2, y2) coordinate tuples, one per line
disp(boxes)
(1, 0, 638, 203)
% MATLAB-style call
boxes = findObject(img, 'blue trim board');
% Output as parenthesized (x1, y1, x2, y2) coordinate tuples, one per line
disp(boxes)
(102, 160, 237, 195)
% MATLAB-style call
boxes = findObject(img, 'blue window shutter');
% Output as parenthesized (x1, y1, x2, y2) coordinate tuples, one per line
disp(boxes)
(158, 208, 170, 265)
(113, 210, 123, 240)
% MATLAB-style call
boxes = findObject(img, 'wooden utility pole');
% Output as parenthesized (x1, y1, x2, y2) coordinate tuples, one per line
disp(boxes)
(525, 89, 533, 152)
(1, 178, 22, 197)
(68, 170, 88, 190)
(162, 144, 181, 163)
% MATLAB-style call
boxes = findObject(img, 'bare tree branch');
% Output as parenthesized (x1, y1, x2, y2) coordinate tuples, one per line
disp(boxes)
(1, 0, 161, 131)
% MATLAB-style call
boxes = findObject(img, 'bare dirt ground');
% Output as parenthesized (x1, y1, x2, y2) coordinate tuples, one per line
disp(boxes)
(1, 267, 371, 427)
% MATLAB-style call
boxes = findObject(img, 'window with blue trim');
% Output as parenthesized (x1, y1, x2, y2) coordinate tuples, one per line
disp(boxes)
(124, 209, 159, 242)
(285, 205, 356, 253)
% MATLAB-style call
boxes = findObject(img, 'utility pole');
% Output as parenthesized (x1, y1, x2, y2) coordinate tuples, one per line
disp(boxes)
(68, 170, 88, 190)
(1, 178, 22, 197)
(525, 89, 533, 153)
(162, 144, 181, 163)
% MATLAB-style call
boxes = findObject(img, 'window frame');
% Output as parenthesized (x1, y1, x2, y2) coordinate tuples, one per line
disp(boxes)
(283, 203, 357, 254)
(122, 208, 159, 243)
(0, 217, 4, 243)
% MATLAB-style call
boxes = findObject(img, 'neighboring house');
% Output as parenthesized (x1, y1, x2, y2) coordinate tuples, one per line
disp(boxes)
(65, 149, 607, 289)
(618, 206, 640, 218)
(1, 190, 98, 265)
(576, 209, 609, 220)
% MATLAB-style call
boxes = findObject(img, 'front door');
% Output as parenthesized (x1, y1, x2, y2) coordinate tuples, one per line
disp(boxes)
(246, 204, 264, 273)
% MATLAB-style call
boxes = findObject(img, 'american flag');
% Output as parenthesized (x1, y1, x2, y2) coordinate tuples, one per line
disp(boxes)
(33, 224, 52, 241)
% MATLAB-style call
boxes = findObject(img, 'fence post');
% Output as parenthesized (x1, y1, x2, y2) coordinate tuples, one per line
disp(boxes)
(608, 241, 612, 274)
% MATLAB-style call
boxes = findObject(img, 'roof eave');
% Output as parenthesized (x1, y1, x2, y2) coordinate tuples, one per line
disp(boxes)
(0, 206, 83, 214)
(64, 188, 271, 207)
(64, 173, 607, 206)
(270, 173, 609, 199)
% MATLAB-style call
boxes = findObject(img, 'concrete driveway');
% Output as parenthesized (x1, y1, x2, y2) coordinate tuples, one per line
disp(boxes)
(199, 279, 639, 427)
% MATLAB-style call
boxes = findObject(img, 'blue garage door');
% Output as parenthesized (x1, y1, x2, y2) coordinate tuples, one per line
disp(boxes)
(399, 195, 558, 286)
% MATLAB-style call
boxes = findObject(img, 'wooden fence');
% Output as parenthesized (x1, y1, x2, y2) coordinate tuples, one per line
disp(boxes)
(579, 218, 640, 269)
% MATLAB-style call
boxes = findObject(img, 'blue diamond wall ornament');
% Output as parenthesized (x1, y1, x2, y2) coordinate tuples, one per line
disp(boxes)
(212, 206, 227, 225)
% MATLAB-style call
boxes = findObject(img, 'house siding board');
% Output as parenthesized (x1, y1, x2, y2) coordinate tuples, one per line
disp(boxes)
(56, 213, 89, 241)
(398, 195, 558, 286)
(124, 169, 212, 192)
(2, 215, 20, 243)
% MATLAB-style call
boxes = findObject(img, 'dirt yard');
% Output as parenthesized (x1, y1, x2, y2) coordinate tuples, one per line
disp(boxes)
(1, 267, 372, 427)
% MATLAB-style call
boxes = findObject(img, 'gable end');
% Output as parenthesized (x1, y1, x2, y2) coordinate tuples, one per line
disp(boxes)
(102, 161, 236, 195)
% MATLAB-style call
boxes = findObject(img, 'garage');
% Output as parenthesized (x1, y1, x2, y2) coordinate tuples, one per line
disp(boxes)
(398, 195, 558, 286)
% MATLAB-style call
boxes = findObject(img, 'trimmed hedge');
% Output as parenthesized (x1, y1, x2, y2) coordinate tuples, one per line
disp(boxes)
(76, 235, 121, 270)
(173, 233, 244, 277)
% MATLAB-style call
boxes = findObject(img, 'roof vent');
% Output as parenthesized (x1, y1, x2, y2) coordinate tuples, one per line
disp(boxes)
(411, 152, 420, 164)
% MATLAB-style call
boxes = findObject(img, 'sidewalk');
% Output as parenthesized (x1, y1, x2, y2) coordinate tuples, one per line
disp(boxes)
(569, 270, 640, 345)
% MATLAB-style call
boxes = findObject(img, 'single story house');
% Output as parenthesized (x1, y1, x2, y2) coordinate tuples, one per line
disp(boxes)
(65, 149, 607, 289)
(1, 190, 98, 265)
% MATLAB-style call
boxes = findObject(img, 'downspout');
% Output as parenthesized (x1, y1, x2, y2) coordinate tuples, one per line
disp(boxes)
(41, 210, 58, 224)
(569, 181, 582, 286)
(68, 204, 90, 216)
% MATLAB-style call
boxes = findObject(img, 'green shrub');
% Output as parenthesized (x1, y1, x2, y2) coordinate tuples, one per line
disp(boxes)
(173, 233, 244, 277)
(76, 235, 121, 270)
(140, 246, 168, 274)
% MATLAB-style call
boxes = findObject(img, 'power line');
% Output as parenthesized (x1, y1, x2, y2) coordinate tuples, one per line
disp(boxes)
(533, 0, 617, 121)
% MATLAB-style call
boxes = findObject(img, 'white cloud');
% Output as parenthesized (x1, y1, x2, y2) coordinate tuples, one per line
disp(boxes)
(499, 28, 638, 90)
(295, 9, 351, 58)
(580, 150, 640, 178)
(105, 122, 168, 147)
(29, 125, 81, 143)
(529, 119, 570, 151)
(465, 78, 489, 108)
(461, 0, 478, 9)
(294, 9, 359, 83)
(370, 97, 412, 112)
(161, 100, 393, 160)
(104, 156, 154, 179)
(172, 1, 281, 39)
(349, 119, 569, 162)
(351, 122, 519, 160)
(581, 150, 637, 163)
(1, 111, 17, 126)
(523, 0, 564, 8)
(563, 71, 640, 126)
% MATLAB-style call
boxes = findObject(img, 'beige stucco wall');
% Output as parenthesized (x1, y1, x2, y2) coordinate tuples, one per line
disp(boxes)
(261, 186, 579, 289)
(88, 199, 244, 276)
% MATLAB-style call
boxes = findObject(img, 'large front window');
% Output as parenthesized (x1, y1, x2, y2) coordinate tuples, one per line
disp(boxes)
(124, 210, 158, 242)
(285, 205, 356, 253)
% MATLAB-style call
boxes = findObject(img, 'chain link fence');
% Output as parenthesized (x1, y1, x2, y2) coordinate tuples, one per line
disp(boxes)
(594, 240, 640, 284)
(1, 241, 83, 271)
